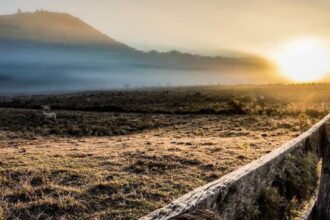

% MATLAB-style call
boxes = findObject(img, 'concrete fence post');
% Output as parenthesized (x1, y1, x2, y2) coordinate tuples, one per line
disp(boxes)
(309, 122, 330, 220)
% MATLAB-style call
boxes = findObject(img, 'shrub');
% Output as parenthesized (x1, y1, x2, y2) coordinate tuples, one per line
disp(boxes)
(305, 108, 327, 118)
(257, 187, 287, 219)
(298, 113, 311, 129)
(275, 153, 318, 201)
(228, 99, 246, 114)
(252, 153, 318, 220)
(255, 187, 299, 220)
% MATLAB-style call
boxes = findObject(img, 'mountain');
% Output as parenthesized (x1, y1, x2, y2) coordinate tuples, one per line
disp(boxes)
(0, 10, 128, 47)
(0, 11, 277, 93)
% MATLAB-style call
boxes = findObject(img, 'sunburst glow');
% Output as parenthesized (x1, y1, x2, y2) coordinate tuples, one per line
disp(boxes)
(275, 39, 330, 82)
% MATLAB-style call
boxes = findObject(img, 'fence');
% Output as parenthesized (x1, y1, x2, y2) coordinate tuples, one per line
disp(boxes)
(141, 114, 330, 220)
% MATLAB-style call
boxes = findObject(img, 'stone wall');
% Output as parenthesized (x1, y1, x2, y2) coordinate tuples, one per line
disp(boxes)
(141, 115, 330, 220)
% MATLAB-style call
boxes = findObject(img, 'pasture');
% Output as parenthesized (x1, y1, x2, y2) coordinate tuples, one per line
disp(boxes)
(0, 84, 329, 219)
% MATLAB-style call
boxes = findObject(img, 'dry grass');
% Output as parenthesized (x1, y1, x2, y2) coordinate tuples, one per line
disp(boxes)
(2, 84, 330, 115)
(0, 112, 306, 219)
(0, 84, 329, 219)
(0, 108, 182, 139)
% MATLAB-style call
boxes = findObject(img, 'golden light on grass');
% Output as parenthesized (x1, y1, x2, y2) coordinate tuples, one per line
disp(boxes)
(275, 39, 330, 82)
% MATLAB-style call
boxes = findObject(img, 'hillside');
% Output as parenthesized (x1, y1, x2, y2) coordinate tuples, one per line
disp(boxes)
(0, 10, 129, 48)
(0, 11, 277, 93)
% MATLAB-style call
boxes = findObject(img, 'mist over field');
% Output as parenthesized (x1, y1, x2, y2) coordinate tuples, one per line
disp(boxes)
(0, 49, 271, 93)
(0, 11, 276, 94)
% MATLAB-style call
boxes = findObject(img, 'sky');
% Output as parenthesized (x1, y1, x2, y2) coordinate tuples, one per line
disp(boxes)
(1, 0, 330, 57)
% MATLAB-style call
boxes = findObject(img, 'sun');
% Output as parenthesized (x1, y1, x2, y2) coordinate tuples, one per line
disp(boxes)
(274, 39, 330, 82)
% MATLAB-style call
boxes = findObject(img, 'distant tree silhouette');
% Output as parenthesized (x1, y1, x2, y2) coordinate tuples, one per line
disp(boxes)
(17, 9, 21, 14)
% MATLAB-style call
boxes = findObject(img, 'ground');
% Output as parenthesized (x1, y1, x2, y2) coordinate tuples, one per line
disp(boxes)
(0, 84, 329, 219)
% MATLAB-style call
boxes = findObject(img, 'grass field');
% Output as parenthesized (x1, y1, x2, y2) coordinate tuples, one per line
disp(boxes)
(0, 84, 329, 219)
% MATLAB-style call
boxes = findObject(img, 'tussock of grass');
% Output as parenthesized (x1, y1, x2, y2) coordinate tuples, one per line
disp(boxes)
(11, 196, 85, 219)
(175, 209, 222, 220)
(0, 207, 4, 220)
(88, 182, 117, 196)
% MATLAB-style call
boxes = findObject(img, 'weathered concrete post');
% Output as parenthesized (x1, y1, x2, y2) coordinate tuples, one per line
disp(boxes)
(309, 122, 330, 220)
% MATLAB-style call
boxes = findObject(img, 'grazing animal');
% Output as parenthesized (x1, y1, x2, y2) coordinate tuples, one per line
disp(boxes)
(43, 111, 56, 120)
(322, 103, 326, 110)
(41, 105, 51, 111)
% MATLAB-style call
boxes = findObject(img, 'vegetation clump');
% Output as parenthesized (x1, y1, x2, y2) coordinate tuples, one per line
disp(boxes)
(0, 207, 4, 220)
(252, 153, 318, 220)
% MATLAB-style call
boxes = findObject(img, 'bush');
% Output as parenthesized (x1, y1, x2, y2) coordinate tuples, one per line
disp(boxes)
(252, 153, 318, 220)
(275, 153, 318, 201)
(305, 108, 327, 118)
(255, 187, 299, 220)
(298, 113, 311, 129)
(228, 99, 246, 114)
(257, 187, 288, 219)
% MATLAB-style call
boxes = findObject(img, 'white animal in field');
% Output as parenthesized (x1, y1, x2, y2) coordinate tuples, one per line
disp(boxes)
(41, 105, 51, 111)
(322, 103, 326, 110)
(43, 111, 56, 120)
